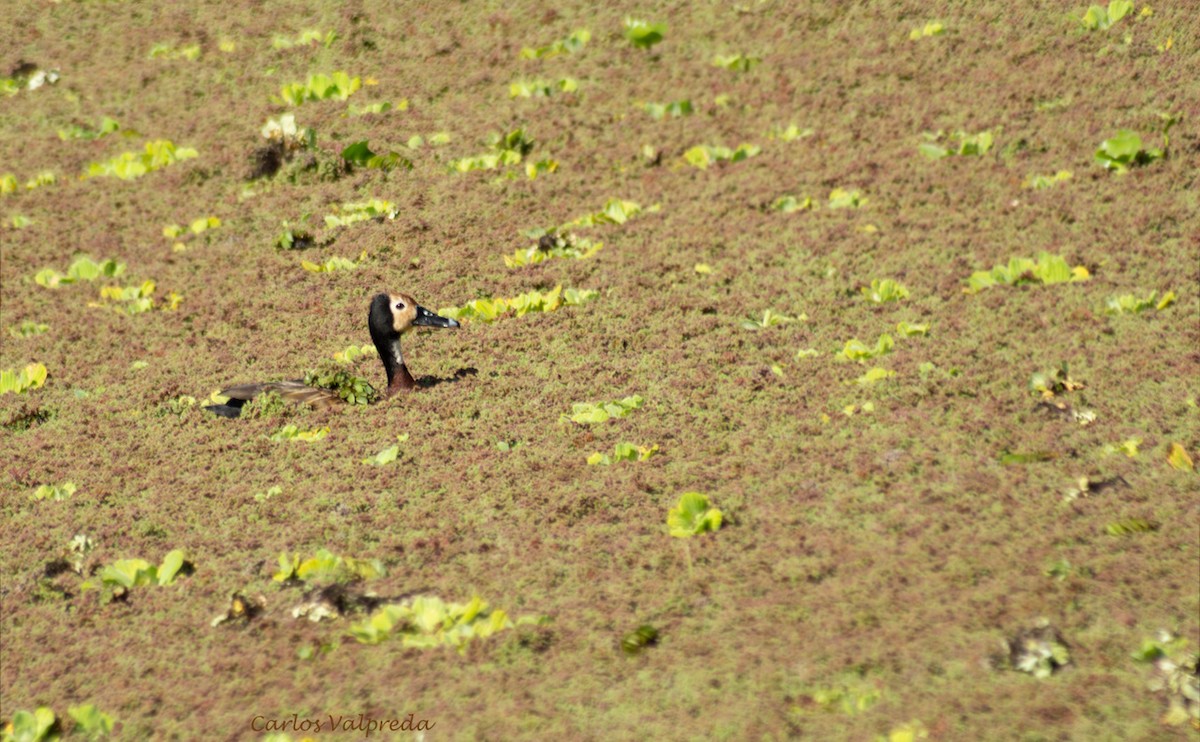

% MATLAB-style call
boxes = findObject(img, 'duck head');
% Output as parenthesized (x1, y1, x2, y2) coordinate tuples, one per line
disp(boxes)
(369, 292, 459, 394)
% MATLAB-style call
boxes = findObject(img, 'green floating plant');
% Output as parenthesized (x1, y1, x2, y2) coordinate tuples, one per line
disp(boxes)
(148, 42, 200, 60)
(772, 195, 813, 213)
(58, 115, 121, 141)
(919, 129, 995, 159)
(768, 123, 814, 141)
(301, 256, 358, 273)
(621, 624, 659, 655)
(564, 395, 644, 424)
(83, 139, 198, 180)
(341, 141, 412, 172)
(965, 252, 1089, 293)
(643, 100, 692, 120)
(4, 707, 58, 742)
(841, 334, 894, 362)
(668, 492, 723, 538)
(34, 256, 125, 288)
(854, 367, 895, 385)
(909, 20, 946, 39)
(587, 442, 659, 466)
(1024, 170, 1073, 189)
(863, 279, 909, 303)
(302, 368, 377, 405)
(8, 320, 49, 338)
(269, 425, 330, 442)
(1095, 129, 1163, 172)
(741, 309, 805, 330)
(827, 188, 866, 209)
(0, 363, 48, 394)
(684, 143, 761, 169)
(712, 53, 761, 71)
(82, 549, 191, 601)
(350, 595, 537, 652)
(509, 77, 578, 98)
(624, 18, 666, 49)
(91, 280, 164, 314)
(324, 198, 398, 228)
(895, 321, 928, 336)
(1080, 0, 1133, 30)
(451, 128, 535, 173)
(363, 434, 409, 465)
(273, 548, 385, 583)
(277, 71, 361, 105)
(29, 482, 76, 501)
(520, 28, 590, 59)
(441, 286, 598, 323)
(504, 232, 602, 267)
(271, 28, 338, 49)
(1104, 290, 1175, 314)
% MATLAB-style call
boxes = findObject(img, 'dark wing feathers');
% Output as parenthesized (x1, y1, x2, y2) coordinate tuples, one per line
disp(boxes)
(218, 380, 343, 408)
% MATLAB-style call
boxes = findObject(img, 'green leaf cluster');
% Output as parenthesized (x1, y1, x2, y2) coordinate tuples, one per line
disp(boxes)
(643, 100, 693, 120)
(4, 707, 57, 742)
(741, 309, 804, 330)
(855, 367, 896, 385)
(563, 395, 644, 424)
(684, 143, 761, 169)
(333, 344, 375, 363)
(712, 54, 761, 71)
(919, 129, 995, 159)
(57, 116, 121, 141)
(348, 100, 404, 116)
(862, 279, 909, 303)
(29, 482, 76, 501)
(1029, 362, 1084, 399)
(440, 285, 598, 323)
(509, 77, 579, 98)
(0, 363, 48, 395)
(587, 442, 659, 466)
(340, 140, 412, 172)
(768, 123, 814, 141)
(451, 129, 535, 173)
(9, 320, 49, 338)
(148, 42, 200, 60)
(271, 29, 337, 49)
(624, 18, 666, 49)
(909, 21, 946, 39)
(895, 321, 929, 337)
(35, 256, 126, 288)
(504, 233, 602, 267)
(827, 188, 866, 209)
(621, 625, 659, 655)
(87, 549, 190, 598)
(1095, 129, 1163, 172)
(349, 595, 531, 651)
(1024, 170, 1073, 189)
(965, 252, 1089, 293)
(94, 280, 158, 315)
(1081, 0, 1133, 30)
(273, 548, 385, 583)
(771, 195, 813, 213)
(555, 198, 654, 230)
(68, 704, 115, 740)
(842, 334, 894, 362)
(1103, 290, 1175, 314)
(362, 435, 409, 465)
(301, 256, 358, 273)
(521, 29, 591, 59)
(1105, 518, 1158, 536)
(268, 425, 331, 442)
(164, 216, 220, 239)
(302, 367, 378, 405)
(667, 492, 723, 538)
(83, 139, 198, 180)
(278, 71, 361, 105)
(324, 198, 398, 228)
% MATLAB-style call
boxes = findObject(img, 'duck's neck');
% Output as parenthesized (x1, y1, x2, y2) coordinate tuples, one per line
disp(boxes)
(380, 337, 416, 396)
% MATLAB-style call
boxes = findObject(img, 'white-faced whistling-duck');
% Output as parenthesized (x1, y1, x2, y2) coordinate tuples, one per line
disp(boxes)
(205, 292, 459, 418)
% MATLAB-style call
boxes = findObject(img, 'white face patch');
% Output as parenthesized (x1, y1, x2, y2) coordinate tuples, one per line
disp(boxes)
(388, 337, 404, 368)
